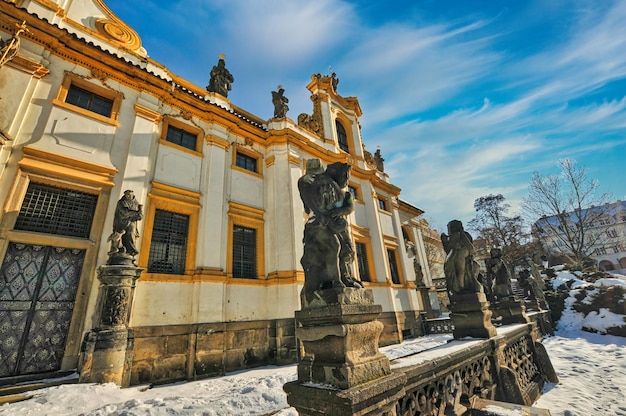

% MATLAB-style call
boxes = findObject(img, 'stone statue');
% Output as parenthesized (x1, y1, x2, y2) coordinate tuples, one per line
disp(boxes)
(373, 149, 385, 172)
(298, 159, 362, 304)
(441, 220, 483, 296)
(519, 268, 548, 309)
(331, 72, 339, 92)
(206, 55, 234, 97)
(486, 247, 513, 298)
(108, 190, 143, 261)
(271, 86, 289, 118)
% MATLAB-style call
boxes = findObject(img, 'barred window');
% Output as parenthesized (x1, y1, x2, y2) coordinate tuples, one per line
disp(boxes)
(14, 183, 97, 238)
(236, 152, 258, 173)
(165, 125, 197, 151)
(355, 242, 371, 282)
(387, 249, 401, 284)
(232, 225, 257, 278)
(148, 209, 189, 274)
(66, 84, 113, 117)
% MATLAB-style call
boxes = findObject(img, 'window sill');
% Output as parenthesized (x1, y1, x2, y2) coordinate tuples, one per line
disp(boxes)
(52, 99, 119, 127)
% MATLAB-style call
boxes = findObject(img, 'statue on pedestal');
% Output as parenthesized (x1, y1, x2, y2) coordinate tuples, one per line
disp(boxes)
(485, 247, 513, 299)
(108, 190, 143, 264)
(271, 85, 289, 118)
(441, 220, 483, 296)
(206, 55, 234, 97)
(298, 159, 362, 305)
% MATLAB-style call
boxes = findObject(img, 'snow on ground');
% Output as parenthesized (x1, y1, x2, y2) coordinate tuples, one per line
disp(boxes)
(2, 272, 625, 416)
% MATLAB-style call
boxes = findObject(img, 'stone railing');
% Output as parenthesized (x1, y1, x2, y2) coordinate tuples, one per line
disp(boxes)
(392, 322, 557, 415)
(423, 310, 552, 337)
(423, 316, 455, 334)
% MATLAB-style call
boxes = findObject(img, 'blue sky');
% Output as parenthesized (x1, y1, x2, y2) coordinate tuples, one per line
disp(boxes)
(105, 0, 625, 231)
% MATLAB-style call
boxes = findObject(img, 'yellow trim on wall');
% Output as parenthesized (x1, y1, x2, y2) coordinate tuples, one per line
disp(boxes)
(52, 72, 124, 126)
(138, 182, 201, 281)
(231, 144, 263, 177)
(351, 225, 377, 283)
(160, 116, 204, 155)
(226, 201, 265, 280)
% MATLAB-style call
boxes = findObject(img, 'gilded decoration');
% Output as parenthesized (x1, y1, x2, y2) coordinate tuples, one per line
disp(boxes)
(297, 93, 323, 136)
(94, 18, 142, 51)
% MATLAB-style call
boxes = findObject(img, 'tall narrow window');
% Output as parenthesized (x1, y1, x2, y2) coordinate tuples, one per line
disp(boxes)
(355, 242, 371, 282)
(348, 185, 359, 201)
(232, 225, 257, 278)
(147, 209, 189, 274)
(387, 248, 401, 284)
(66, 84, 113, 117)
(378, 198, 388, 211)
(165, 125, 198, 151)
(336, 120, 349, 153)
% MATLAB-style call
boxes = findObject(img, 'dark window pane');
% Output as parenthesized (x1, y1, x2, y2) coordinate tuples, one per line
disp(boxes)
(148, 210, 189, 274)
(378, 198, 387, 211)
(348, 185, 358, 201)
(355, 242, 370, 282)
(232, 225, 257, 278)
(236, 152, 257, 173)
(14, 183, 97, 238)
(387, 249, 400, 284)
(66, 84, 113, 117)
(165, 125, 197, 151)
(336, 121, 349, 153)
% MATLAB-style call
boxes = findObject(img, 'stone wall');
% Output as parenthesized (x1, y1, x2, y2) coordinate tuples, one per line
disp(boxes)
(129, 311, 419, 385)
(130, 318, 297, 385)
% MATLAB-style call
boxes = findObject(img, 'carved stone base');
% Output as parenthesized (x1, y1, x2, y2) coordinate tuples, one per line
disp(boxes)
(78, 264, 142, 386)
(449, 292, 498, 339)
(284, 371, 406, 416)
(295, 288, 391, 389)
(492, 296, 531, 325)
(79, 328, 134, 386)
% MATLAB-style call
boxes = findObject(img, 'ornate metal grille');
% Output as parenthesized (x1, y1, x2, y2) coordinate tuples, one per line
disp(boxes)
(355, 242, 370, 282)
(14, 183, 98, 239)
(232, 225, 257, 278)
(0, 243, 84, 376)
(147, 209, 189, 274)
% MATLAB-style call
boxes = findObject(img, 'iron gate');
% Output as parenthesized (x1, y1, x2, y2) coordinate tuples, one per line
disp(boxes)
(0, 243, 84, 377)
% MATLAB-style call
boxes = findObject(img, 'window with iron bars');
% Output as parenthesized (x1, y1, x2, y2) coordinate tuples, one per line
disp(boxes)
(147, 209, 189, 274)
(232, 225, 257, 278)
(14, 183, 98, 239)
(355, 242, 371, 282)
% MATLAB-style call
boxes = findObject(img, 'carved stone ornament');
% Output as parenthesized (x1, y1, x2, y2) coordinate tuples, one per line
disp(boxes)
(298, 159, 363, 307)
(94, 18, 142, 51)
(297, 94, 323, 136)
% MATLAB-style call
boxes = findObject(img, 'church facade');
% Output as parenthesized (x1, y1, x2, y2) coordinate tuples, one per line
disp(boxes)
(0, 0, 439, 385)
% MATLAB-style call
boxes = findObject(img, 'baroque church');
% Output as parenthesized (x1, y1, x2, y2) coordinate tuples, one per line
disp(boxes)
(0, 0, 441, 385)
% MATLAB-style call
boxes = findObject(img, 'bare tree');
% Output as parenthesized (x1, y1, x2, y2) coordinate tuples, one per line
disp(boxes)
(521, 159, 611, 269)
(468, 194, 530, 271)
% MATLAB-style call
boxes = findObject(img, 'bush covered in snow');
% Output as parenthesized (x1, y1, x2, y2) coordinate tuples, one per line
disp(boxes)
(544, 266, 626, 336)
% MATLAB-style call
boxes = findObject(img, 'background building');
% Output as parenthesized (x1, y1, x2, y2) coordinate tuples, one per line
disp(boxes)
(533, 200, 626, 274)
(0, 0, 440, 384)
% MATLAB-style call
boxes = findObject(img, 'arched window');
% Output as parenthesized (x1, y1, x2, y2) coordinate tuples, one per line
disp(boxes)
(336, 120, 349, 153)
(599, 260, 615, 271)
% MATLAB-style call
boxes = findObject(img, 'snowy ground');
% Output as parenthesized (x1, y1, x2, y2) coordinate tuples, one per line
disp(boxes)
(1, 271, 625, 416)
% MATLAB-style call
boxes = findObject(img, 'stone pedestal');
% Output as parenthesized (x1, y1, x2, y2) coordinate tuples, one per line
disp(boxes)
(284, 288, 406, 415)
(79, 264, 142, 386)
(492, 296, 531, 326)
(449, 292, 498, 339)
